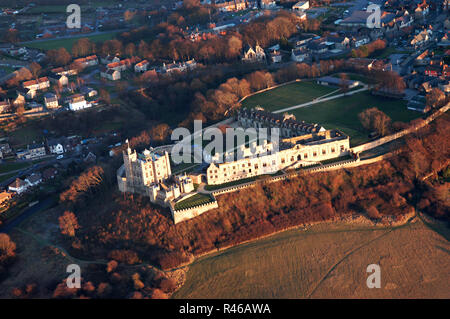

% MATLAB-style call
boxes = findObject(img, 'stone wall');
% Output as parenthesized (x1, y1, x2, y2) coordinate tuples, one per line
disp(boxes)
(170, 199, 219, 224)
(351, 103, 450, 154)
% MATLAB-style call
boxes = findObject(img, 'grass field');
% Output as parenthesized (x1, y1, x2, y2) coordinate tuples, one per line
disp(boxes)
(242, 83, 420, 146)
(24, 32, 118, 51)
(173, 216, 450, 299)
(288, 91, 419, 146)
(0, 162, 30, 174)
(241, 81, 337, 111)
(174, 193, 215, 210)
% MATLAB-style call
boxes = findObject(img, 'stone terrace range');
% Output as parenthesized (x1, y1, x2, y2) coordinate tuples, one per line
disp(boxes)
(237, 107, 326, 137)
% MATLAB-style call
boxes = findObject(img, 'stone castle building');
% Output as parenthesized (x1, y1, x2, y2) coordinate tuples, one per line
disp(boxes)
(117, 146, 194, 207)
(206, 108, 350, 185)
(237, 107, 326, 137)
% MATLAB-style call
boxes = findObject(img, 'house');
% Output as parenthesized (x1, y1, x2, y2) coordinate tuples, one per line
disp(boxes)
(242, 44, 266, 63)
(16, 143, 46, 160)
(9, 90, 26, 106)
(25, 173, 42, 187)
(42, 167, 58, 180)
(292, 1, 309, 11)
(407, 95, 429, 113)
(0, 143, 12, 159)
(84, 152, 96, 163)
(307, 40, 328, 55)
(260, 0, 276, 9)
(48, 74, 68, 86)
(215, 0, 247, 12)
(100, 67, 121, 81)
(414, 0, 430, 18)
(162, 59, 198, 74)
(80, 87, 97, 98)
(340, 11, 372, 28)
(438, 80, 450, 93)
(0, 99, 10, 113)
(317, 76, 360, 89)
(289, 34, 315, 48)
(135, 60, 149, 73)
(410, 29, 432, 48)
(291, 47, 309, 62)
(22, 77, 50, 91)
(270, 50, 282, 63)
(68, 94, 91, 111)
(326, 35, 350, 50)
(352, 35, 370, 48)
(438, 32, 450, 47)
(73, 55, 98, 68)
(47, 138, 65, 154)
(8, 178, 28, 194)
(101, 55, 120, 65)
(51, 67, 77, 76)
(0, 191, 12, 205)
(44, 93, 59, 109)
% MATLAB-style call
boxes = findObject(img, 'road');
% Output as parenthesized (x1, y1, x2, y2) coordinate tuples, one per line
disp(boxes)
(20, 29, 129, 45)
(0, 197, 55, 234)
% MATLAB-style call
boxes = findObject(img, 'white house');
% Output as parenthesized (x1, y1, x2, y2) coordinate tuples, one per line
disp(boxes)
(292, 0, 309, 11)
(8, 178, 28, 194)
(135, 60, 149, 72)
(25, 173, 42, 187)
(242, 45, 266, 63)
(291, 48, 309, 62)
(44, 93, 59, 109)
(47, 138, 65, 154)
(68, 94, 91, 111)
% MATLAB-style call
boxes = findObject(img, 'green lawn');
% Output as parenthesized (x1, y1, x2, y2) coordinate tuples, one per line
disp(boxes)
(7, 125, 42, 148)
(288, 91, 420, 146)
(24, 32, 118, 51)
(204, 176, 258, 191)
(27, 5, 68, 14)
(174, 193, 215, 210)
(241, 82, 420, 146)
(0, 162, 30, 174)
(241, 81, 337, 112)
(0, 172, 17, 183)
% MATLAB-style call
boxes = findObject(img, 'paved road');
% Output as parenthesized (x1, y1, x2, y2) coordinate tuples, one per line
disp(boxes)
(0, 197, 55, 234)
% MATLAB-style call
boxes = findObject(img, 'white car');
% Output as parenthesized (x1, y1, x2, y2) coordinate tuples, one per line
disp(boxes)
(56, 155, 64, 160)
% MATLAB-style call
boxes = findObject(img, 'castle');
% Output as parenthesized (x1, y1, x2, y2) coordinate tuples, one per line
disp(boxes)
(117, 145, 194, 207)
(118, 108, 351, 223)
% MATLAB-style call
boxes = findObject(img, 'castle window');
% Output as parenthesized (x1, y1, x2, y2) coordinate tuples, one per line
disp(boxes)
(281, 158, 285, 164)
(331, 147, 335, 153)
(272, 160, 276, 165)
(304, 153, 308, 158)
(340, 145, 345, 151)
(297, 155, 301, 161)
(255, 164, 259, 169)
(322, 149, 326, 155)
(313, 152, 317, 157)
(291, 156, 294, 162)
